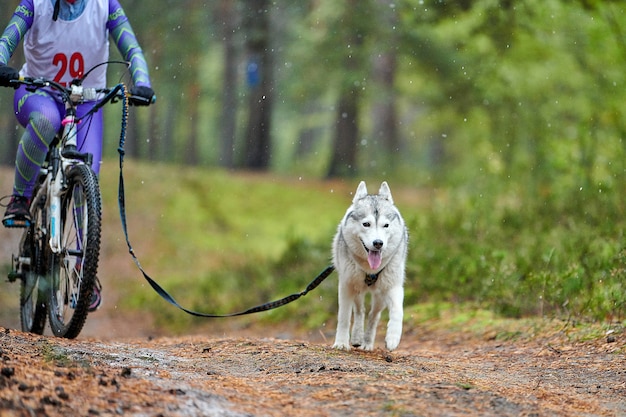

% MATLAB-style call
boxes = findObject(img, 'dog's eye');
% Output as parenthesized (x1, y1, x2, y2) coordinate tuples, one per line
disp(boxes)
(362, 222, 370, 228)
(383, 223, 389, 228)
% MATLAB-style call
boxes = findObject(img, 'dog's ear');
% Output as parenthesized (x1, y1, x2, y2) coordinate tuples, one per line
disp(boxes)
(378, 181, 393, 203)
(353, 181, 368, 203)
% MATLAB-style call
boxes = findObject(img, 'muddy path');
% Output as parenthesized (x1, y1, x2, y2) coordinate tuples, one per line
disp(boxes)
(0, 322, 624, 417)
(0, 166, 623, 416)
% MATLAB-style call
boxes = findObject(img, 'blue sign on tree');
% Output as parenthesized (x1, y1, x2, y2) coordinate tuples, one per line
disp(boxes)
(247, 59, 260, 88)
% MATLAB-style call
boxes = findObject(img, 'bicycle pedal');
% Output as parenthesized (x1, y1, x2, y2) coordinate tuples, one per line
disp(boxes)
(2, 219, 31, 228)
(7, 271, 24, 283)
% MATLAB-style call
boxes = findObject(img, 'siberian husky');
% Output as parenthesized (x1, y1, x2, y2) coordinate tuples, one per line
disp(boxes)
(332, 181, 408, 351)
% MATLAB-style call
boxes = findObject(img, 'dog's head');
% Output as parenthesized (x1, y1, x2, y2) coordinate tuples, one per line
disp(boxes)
(343, 181, 405, 270)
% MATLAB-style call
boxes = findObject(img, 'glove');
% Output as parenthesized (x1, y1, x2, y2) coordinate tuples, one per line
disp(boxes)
(129, 86, 155, 106)
(0, 64, 19, 88)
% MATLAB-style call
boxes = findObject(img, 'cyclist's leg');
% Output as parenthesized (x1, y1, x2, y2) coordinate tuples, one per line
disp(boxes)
(4, 86, 62, 226)
(75, 104, 104, 175)
(12, 86, 62, 198)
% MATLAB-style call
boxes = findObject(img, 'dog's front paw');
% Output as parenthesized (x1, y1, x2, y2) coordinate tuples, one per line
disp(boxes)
(361, 342, 374, 351)
(385, 334, 401, 351)
(332, 342, 351, 351)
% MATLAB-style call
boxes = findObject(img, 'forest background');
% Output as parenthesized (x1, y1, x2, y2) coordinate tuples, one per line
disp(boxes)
(0, 0, 624, 334)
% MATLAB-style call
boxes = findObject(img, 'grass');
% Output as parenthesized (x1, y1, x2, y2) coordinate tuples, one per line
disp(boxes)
(96, 160, 350, 330)
(99, 161, 347, 267)
(2, 159, 624, 336)
(95, 159, 626, 334)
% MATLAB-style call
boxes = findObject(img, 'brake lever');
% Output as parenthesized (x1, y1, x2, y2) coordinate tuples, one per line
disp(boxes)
(128, 95, 156, 106)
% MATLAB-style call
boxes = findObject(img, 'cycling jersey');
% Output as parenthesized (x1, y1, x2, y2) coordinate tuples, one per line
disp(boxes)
(0, 0, 153, 196)
(24, 0, 109, 87)
(0, 0, 151, 88)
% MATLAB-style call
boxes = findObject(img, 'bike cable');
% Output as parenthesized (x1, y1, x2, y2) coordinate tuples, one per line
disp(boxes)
(115, 84, 335, 317)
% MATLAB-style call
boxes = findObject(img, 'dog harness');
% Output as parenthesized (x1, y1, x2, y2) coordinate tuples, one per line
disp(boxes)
(365, 269, 383, 286)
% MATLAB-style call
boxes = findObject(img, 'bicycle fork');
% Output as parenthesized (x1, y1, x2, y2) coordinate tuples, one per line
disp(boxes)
(48, 149, 63, 254)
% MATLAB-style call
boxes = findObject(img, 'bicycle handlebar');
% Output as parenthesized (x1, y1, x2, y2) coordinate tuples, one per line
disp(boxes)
(8, 76, 151, 107)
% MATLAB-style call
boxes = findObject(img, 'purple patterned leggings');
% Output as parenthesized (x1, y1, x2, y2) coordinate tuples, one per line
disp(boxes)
(12, 85, 104, 198)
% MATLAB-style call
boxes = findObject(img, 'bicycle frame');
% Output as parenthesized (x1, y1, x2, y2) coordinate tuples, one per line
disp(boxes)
(25, 80, 128, 252)
(7, 65, 139, 338)
(48, 88, 87, 254)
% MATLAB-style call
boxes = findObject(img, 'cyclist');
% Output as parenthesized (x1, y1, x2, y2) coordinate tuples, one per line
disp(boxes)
(0, 0, 156, 311)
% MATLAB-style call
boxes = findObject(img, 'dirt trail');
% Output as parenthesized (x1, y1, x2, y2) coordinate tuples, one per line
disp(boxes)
(0, 167, 624, 416)
(0, 321, 624, 417)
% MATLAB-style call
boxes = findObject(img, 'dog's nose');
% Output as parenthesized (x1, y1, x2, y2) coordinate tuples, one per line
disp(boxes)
(373, 239, 383, 250)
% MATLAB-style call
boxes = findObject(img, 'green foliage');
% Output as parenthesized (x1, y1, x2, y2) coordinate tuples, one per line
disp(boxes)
(2, 0, 625, 333)
(406, 178, 625, 322)
(103, 161, 625, 334)
(99, 161, 343, 332)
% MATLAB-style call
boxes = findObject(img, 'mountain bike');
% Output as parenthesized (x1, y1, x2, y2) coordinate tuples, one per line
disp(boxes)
(6, 65, 146, 338)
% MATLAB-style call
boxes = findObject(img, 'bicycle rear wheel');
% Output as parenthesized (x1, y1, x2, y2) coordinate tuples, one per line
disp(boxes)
(19, 188, 48, 334)
(48, 164, 102, 338)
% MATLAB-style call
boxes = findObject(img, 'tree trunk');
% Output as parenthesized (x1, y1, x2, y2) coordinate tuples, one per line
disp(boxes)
(162, 106, 175, 163)
(371, 52, 399, 159)
(218, 0, 238, 168)
(326, 0, 364, 178)
(370, 0, 399, 168)
(126, 111, 139, 159)
(147, 103, 159, 161)
(0, 114, 19, 166)
(327, 92, 360, 178)
(184, 81, 201, 165)
(241, 0, 273, 170)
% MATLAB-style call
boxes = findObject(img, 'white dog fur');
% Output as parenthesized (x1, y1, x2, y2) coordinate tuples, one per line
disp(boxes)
(332, 181, 408, 351)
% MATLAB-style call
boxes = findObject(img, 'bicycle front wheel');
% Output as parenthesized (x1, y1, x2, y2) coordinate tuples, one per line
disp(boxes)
(19, 187, 48, 334)
(48, 164, 102, 338)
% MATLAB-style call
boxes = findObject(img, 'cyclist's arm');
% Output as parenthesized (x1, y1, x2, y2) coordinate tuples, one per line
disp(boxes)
(0, 0, 34, 65)
(108, 0, 152, 88)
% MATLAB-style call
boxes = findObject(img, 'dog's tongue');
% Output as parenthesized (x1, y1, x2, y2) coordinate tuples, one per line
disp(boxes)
(367, 250, 382, 270)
